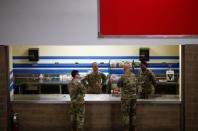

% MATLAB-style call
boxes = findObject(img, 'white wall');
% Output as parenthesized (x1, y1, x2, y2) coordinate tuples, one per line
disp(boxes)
(12, 45, 179, 57)
(0, 0, 198, 45)
(12, 45, 179, 69)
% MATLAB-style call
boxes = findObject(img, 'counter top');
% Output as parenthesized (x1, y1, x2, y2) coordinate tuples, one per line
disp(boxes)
(13, 94, 181, 104)
(15, 80, 70, 85)
(156, 81, 178, 85)
(15, 80, 178, 86)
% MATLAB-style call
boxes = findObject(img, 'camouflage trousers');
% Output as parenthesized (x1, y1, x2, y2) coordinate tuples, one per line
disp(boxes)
(70, 103, 85, 130)
(121, 99, 137, 130)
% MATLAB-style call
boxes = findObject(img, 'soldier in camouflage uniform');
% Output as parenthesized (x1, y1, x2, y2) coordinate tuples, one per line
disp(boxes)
(68, 70, 86, 131)
(139, 61, 156, 99)
(118, 62, 138, 131)
(82, 62, 107, 94)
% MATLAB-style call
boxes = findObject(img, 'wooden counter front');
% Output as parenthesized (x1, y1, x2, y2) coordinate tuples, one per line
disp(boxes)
(12, 94, 181, 131)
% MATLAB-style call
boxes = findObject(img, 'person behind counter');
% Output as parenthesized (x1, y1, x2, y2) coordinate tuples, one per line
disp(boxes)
(118, 62, 138, 131)
(81, 62, 107, 94)
(68, 70, 86, 131)
(139, 61, 156, 99)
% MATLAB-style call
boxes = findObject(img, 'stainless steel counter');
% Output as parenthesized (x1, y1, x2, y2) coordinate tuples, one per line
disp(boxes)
(14, 80, 70, 85)
(156, 81, 178, 85)
(13, 94, 181, 104)
(15, 80, 178, 86)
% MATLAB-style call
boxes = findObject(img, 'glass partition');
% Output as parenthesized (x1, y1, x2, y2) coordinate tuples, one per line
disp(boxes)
(12, 45, 180, 101)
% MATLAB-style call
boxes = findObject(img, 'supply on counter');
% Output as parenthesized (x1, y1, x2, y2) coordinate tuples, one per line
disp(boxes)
(166, 70, 174, 82)
(39, 74, 44, 81)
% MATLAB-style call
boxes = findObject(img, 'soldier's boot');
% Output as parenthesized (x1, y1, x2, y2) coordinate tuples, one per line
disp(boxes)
(77, 128, 83, 131)
(72, 128, 77, 131)
(71, 129, 77, 131)
(123, 127, 129, 131)
(131, 126, 136, 131)
(71, 124, 77, 131)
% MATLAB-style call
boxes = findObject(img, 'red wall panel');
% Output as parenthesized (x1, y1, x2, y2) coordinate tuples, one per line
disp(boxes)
(100, 0, 198, 36)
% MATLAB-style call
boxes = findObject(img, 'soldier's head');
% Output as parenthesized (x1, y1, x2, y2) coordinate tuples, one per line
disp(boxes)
(92, 62, 98, 72)
(123, 62, 131, 72)
(71, 70, 80, 79)
(140, 61, 148, 71)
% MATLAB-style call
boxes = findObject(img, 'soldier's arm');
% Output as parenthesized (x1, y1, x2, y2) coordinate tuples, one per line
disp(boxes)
(149, 71, 156, 87)
(81, 75, 89, 86)
(78, 82, 87, 94)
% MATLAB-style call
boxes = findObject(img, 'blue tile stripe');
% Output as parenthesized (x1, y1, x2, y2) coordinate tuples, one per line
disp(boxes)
(136, 63, 179, 68)
(13, 69, 179, 74)
(9, 70, 13, 75)
(149, 56, 179, 59)
(13, 69, 109, 74)
(9, 71, 14, 91)
(110, 69, 179, 74)
(13, 63, 179, 68)
(13, 63, 110, 68)
(12, 56, 179, 77)
(13, 56, 179, 60)
(10, 81, 14, 90)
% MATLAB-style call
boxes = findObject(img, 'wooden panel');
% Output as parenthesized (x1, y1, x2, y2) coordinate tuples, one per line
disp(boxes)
(0, 46, 10, 131)
(12, 104, 70, 131)
(183, 45, 198, 131)
(12, 102, 181, 131)
(137, 104, 181, 131)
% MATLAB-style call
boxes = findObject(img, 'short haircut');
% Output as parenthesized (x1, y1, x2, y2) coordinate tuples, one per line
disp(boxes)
(141, 61, 148, 67)
(71, 70, 79, 78)
(92, 62, 98, 66)
(124, 61, 130, 66)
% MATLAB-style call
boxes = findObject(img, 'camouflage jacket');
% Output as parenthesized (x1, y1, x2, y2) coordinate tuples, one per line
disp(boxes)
(68, 78, 86, 104)
(118, 72, 138, 99)
(81, 72, 107, 94)
(139, 69, 156, 91)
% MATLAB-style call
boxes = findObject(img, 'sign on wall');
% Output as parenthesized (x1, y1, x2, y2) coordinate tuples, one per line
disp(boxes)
(99, 0, 198, 37)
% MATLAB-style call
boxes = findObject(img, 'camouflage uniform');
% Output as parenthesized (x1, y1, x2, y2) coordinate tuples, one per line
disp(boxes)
(68, 78, 86, 131)
(118, 72, 138, 131)
(81, 72, 107, 94)
(139, 68, 156, 99)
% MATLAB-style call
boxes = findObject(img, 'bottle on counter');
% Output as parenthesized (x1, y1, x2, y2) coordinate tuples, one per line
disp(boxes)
(59, 75, 63, 81)
(39, 74, 44, 81)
